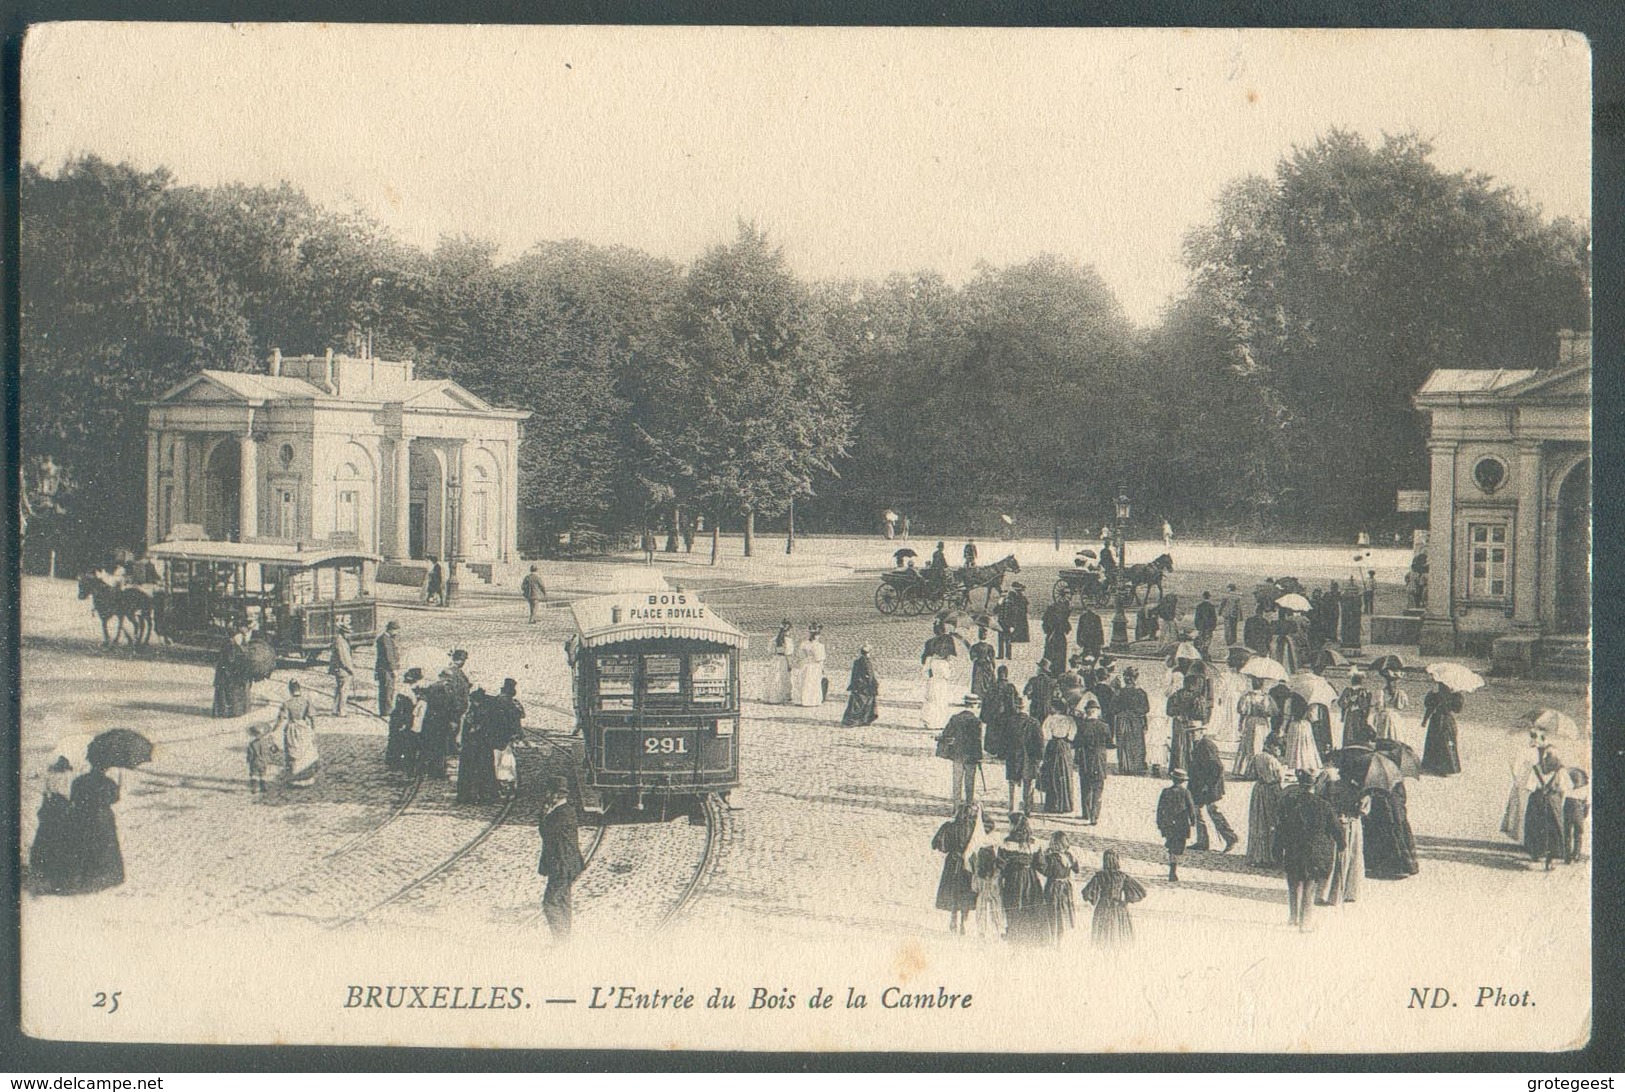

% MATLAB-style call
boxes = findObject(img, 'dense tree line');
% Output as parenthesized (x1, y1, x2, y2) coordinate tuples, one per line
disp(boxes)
(19, 131, 1589, 569)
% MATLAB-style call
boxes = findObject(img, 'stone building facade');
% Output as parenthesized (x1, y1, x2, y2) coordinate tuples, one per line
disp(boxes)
(145, 350, 530, 565)
(1413, 332, 1590, 669)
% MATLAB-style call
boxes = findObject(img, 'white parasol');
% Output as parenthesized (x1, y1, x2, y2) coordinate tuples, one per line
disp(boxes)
(1241, 656, 1290, 682)
(1288, 671, 1340, 709)
(1274, 593, 1312, 612)
(1426, 661, 1486, 693)
(1519, 708, 1583, 740)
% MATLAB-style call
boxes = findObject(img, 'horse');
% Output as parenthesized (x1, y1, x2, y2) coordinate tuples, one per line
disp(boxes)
(77, 571, 153, 647)
(1122, 553, 1174, 606)
(957, 554, 1021, 610)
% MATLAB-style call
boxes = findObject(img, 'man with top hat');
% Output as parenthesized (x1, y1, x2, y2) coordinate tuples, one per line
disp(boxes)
(328, 622, 356, 716)
(375, 620, 402, 717)
(537, 775, 584, 939)
(941, 694, 985, 807)
(996, 581, 1030, 660)
(1156, 768, 1199, 882)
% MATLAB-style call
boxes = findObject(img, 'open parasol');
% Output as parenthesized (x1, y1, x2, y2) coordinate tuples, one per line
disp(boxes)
(1075, 549, 1098, 559)
(1331, 746, 1406, 792)
(1241, 656, 1289, 682)
(1368, 654, 1406, 674)
(970, 613, 1004, 633)
(1226, 646, 1253, 671)
(1310, 648, 1349, 672)
(1426, 661, 1485, 693)
(1171, 641, 1202, 664)
(240, 638, 277, 681)
(1289, 671, 1339, 709)
(1274, 593, 1312, 612)
(86, 728, 154, 770)
(1000, 514, 1014, 525)
(1371, 738, 1423, 779)
(893, 548, 918, 562)
(1519, 708, 1583, 739)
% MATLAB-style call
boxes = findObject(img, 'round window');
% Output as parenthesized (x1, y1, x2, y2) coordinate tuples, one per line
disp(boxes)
(1473, 457, 1507, 494)
(279, 443, 295, 468)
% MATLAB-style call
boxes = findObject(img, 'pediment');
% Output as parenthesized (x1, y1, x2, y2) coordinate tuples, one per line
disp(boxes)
(1498, 363, 1592, 401)
(402, 382, 496, 413)
(156, 374, 252, 404)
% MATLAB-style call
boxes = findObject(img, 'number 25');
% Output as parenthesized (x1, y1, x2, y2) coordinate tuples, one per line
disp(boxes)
(92, 992, 121, 1014)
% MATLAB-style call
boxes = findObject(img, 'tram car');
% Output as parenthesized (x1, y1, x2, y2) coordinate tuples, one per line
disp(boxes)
(568, 589, 745, 813)
(147, 540, 379, 661)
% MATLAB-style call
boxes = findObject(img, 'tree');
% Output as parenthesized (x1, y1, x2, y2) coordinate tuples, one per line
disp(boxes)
(645, 223, 853, 557)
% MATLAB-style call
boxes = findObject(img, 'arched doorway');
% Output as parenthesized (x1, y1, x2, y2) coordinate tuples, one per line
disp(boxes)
(1554, 459, 1590, 634)
(332, 445, 376, 552)
(408, 446, 446, 561)
(203, 440, 241, 542)
(464, 448, 502, 562)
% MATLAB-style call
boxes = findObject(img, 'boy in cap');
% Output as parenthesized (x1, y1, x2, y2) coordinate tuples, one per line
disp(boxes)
(1156, 769, 1198, 882)
(246, 722, 280, 794)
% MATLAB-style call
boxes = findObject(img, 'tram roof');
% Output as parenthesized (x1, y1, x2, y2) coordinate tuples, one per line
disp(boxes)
(571, 592, 748, 650)
(147, 541, 381, 567)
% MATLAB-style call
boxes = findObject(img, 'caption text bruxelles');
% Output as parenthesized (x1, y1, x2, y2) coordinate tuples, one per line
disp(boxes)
(343, 985, 971, 1011)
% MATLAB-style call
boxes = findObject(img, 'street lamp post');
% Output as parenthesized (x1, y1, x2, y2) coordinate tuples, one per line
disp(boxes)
(1111, 491, 1132, 646)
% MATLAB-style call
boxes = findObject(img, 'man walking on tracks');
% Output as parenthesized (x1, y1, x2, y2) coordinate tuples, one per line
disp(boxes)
(538, 776, 585, 940)
(375, 620, 401, 717)
(521, 565, 548, 623)
(329, 623, 356, 716)
(941, 695, 985, 807)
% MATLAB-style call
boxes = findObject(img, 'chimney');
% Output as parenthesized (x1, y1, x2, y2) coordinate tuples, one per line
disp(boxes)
(324, 348, 334, 393)
(270, 348, 282, 377)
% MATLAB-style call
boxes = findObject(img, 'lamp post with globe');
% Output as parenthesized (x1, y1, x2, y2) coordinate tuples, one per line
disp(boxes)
(1111, 491, 1132, 645)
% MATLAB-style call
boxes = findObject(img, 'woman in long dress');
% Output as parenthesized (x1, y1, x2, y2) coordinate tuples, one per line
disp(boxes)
(1112, 668, 1150, 775)
(996, 814, 1047, 946)
(1232, 678, 1276, 778)
(1281, 694, 1322, 775)
(1246, 741, 1288, 868)
(1079, 849, 1147, 948)
(212, 630, 252, 718)
(765, 621, 795, 704)
(67, 764, 125, 893)
(794, 625, 827, 707)
(1523, 743, 1567, 869)
(964, 811, 1004, 940)
(841, 646, 880, 727)
(1038, 832, 1080, 945)
(278, 689, 322, 788)
(931, 806, 978, 933)
(969, 639, 996, 699)
(1421, 683, 1463, 775)
(1363, 782, 1420, 879)
(1038, 706, 1077, 814)
(29, 757, 78, 894)
(1370, 670, 1411, 742)
(920, 623, 958, 733)
(1501, 728, 1545, 843)
(1338, 672, 1374, 748)
(1270, 609, 1305, 675)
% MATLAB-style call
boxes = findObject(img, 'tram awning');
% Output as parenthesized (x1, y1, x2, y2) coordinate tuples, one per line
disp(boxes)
(571, 592, 748, 650)
(147, 541, 381, 567)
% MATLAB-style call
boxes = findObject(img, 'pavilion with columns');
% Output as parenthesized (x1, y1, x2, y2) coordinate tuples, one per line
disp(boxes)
(144, 349, 529, 568)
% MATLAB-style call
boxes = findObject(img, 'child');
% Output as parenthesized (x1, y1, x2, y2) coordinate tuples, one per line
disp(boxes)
(247, 722, 280, 794)
(1080, 849, 1147, 948)
(1563, 767, 1589, 864)
(1156, 768, 1198, 882)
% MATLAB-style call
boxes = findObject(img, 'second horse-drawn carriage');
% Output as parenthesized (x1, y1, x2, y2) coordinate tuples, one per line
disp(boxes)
(874, 554, 1021, 615)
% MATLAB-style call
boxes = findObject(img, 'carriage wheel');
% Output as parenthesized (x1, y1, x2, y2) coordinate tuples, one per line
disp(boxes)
(899, 592, 922, 616)
(923, 590, 946, 613)
(952, 586, 971, 608)
(875, 585, 901, 615)
(1052, 580, 1071, 603)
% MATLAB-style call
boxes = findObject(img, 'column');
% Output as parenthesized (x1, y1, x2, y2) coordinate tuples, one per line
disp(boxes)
(1512, 441, 1542, 629)
(145, 431, 161, 547)
(173, 436, 190, 527)
(449, 441, 468, 562)
(392, 437, 412, 561)
(238, 435, 258, 541)
(1420, 440, 1457, 654)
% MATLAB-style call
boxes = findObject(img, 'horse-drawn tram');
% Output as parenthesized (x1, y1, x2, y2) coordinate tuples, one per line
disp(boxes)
(146, 541, 379, 660)
(569, 590, 745, 815)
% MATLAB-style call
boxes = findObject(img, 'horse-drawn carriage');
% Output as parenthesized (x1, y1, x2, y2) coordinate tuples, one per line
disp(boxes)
(873, 554, 1021, 615)
(146, 541, 379, 662)
(1052, 566, 1113, 607)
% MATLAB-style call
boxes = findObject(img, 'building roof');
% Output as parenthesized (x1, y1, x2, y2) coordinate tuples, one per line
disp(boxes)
(1415, 369, 1539, 396)
(571, 592, 748, 650)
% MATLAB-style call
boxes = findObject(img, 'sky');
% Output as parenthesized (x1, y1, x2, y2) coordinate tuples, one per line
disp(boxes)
(21, 24, 1591, 326)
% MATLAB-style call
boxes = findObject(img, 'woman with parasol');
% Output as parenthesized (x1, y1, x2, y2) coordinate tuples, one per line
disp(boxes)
(212, 622, 255, 718)
(1281, 694, 1322, 776)
(64, 729, 152, 894)
(1079, 849, 1147, 948)
(1501, 724, 1545, 843)
(1232, 675, 1277, 779)
(1420, 673, 1469, 776)
(1348, 742, 1419, 879)
(1270, 595, 1312, 674)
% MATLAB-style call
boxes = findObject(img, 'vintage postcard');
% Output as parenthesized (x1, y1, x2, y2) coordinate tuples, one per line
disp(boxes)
(16, 23, 1591, 1052)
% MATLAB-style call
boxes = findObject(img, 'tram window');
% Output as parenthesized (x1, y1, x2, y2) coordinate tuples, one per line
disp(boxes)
(597, 654, 636, 711)
(642, 654, 684, 707)
(691, 652, 730, 705)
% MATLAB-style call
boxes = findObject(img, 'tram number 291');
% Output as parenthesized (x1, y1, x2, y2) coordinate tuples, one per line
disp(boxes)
(643, 735, 690, 755)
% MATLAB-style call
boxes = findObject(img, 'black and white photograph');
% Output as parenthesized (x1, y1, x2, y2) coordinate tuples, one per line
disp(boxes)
(15, 23, 1592, 1052)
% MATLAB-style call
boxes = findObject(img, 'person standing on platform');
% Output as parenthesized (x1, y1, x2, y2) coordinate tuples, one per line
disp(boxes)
(996, 582, 1030, 660)
(841, 645, 880, 727)
(1074, 696, 1113, 825)
(328, 623, 356, 716)
(521, 565, 548, 623)
(1188, 724, 1238, 853)
(375, 620, 401, 717)
(537, 776, 584, 940)
(1156, 769, 1198, 882)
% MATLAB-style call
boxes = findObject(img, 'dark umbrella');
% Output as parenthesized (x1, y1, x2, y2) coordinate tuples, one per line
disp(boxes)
(241, 638, 277, 681)
(1371, 738, 1423, 779)
(893, 548, 918, 562)
(1227, 646, 1252, 670)
(1311, 648, 1349, 672)
(1074, 549, 1098, 559)
(1330, 746, 1404, 792)
(86, 728, 154, 770)
(1368, 654, 1405, 674)
(971, 613, 1004, 633)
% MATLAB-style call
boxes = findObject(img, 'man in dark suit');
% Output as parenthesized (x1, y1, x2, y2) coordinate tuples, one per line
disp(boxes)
(1193, 592, 1218, 648)
(538, 776, 585, 939)
(1187, 725, 1238, 853)
(1243, 604, 1273, 655)
(375, 620, 401, 717)
(1074, 605, 1105, 660)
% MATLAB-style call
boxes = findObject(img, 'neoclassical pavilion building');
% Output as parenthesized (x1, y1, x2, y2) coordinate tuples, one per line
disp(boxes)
(1413, 331, 1590, 672)
(145, 350, 529, 567)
